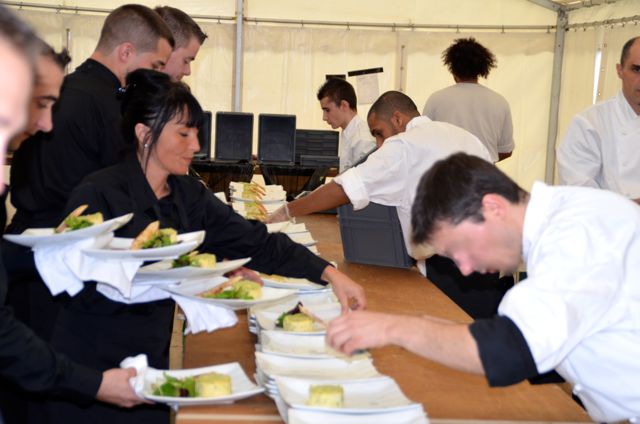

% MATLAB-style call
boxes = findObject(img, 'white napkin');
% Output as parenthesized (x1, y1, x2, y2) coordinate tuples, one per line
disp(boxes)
(120, 353, 149, 397)
(171, 293, 238, 334)
(97, 284, 171, 304)
(33, 233, 143, 298)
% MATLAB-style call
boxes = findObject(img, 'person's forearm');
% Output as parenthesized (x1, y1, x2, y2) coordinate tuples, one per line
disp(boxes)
(389, 315, 484, 375)
(287, 181, 350, 218)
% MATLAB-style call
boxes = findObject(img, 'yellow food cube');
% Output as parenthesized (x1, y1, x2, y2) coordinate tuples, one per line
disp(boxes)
(308, 384, 344, 408)
(232, 280, 262, 299)
(195, 372, 232, 397)
(191, 253, 216, 268)
(283, 313, 314, 332)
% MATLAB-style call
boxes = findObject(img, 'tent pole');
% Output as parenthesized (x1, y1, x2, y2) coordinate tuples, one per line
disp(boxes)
(233, 0, 244, 112)
(544, 9, 567, 184)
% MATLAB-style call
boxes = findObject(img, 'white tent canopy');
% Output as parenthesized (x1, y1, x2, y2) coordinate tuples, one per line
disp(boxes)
(4, 0, 639, 190)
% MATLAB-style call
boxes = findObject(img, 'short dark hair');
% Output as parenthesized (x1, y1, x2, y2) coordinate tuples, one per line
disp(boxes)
(35, 37, 71, 71)
(443, 37, 496, 80)
(317, 78, 357, 111)
(0, 5, 39, 69)
(121, 69, 204, 169)
(96, 4, 175, 54)
(367, 90, 418, 120)
(155, 6, 207, 48)
(411, 153, 527, 244)
(620, 36, 639, 66)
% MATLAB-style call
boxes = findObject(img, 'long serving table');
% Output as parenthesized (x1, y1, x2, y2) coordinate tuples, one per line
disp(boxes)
(177, 214, 590, 423)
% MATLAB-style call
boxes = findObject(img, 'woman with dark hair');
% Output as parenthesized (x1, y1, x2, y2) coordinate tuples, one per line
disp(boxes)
(46, 69, 366, 424)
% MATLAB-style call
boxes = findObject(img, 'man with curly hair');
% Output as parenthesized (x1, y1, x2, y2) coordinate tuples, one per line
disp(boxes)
(423, 37, 514, 163)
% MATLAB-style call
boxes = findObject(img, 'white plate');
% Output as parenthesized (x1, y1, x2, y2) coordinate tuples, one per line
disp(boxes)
(275, 376, 417, 414)
(134, 257, 251, 283)
(232, 202, 283, 213)
(255, 352, 380, 382)
(254, 303, 340, 334)
(288, 405, 429, 424)
(260, 330, 361, 359)
(266, 222, 308, 234)
(260, 275, 325, 291)
(286, 232, 317, 246)
(81, 230, 205, 261)
(143, 362, 264, 406)
(164, 276, 296, 310)
(307, 245, 319, 255)
(249, 291, 337, 319)
(3, 213, 133, 248)
(231, 193, 286, 203)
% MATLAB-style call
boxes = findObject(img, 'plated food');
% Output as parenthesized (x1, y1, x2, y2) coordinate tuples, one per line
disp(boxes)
(164, 276, 296, 310)
(131, 221, 177, 250)
(142, 362, 264, 406)
(172, 251, 216, 268)
(152, 372, 231, 398)
(199, 277, 263, 300)
(276, 302, 326, 332)
(55, 205, 104, 233)
(275, 376, 417, 414)
(3, 213, 134, 248)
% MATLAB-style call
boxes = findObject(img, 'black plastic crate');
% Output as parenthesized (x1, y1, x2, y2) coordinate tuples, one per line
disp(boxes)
(258, 114, 296, 165)
(194, 111, 212, 161)
(295, 129, 339, 164)
(338, 202, 413, 269)
(300, 155, 339, 168)
(214, 112, 254, 162)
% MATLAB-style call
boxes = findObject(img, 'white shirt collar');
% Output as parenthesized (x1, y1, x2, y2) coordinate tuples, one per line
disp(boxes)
(342, 114, 361, 140)
(406, 115, 431, 132)
(521, 181, 555, 263)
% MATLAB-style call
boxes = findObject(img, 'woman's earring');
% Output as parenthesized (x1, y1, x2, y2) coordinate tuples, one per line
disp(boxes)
(143, 143, 149, 149)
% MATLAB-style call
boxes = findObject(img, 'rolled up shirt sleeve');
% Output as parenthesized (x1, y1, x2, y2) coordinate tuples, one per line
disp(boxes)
(469, 316, 539, 386)
(334, 140, 408, 211)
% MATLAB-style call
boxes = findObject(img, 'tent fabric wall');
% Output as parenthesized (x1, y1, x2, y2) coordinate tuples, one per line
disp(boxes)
(6, 1, 638, 192)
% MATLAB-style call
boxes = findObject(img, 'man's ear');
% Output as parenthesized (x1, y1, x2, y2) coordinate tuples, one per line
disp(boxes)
(339, 99, 351, 111)
(481, 193, 507, 219)
(616, 62, 623, 79)
(117, 42, 135, 63)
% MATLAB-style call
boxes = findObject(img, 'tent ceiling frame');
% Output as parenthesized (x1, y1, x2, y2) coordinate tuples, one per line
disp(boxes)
(1, 1, 555, 32)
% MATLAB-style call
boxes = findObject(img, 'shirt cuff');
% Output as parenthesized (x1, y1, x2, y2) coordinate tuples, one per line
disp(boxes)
(333, 169, 369, 210)
(54, 357, 103, 404)
(469, 315, 539, 386)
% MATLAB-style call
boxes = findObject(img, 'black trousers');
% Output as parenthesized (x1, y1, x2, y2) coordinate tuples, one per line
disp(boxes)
(425, 254, 514, 319)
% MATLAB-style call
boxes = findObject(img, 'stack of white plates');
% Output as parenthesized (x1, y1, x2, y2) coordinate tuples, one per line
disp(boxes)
(275, 376, 428, 424)
(255, 352, 381, 398)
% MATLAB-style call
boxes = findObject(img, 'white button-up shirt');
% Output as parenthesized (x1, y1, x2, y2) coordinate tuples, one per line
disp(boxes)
(499, 182, 640, 422)
(557, 91, 640, 199)
(334, 116, 491, 274)
(338, 114, 376, 172)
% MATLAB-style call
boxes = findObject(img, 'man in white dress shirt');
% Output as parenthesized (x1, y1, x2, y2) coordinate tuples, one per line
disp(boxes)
(270, 91, 508, 318)
(557, 36, 640, 203)
(317, 78, 376, 172)
(327, 153, 640, 423)
(423, 37, 514, 163)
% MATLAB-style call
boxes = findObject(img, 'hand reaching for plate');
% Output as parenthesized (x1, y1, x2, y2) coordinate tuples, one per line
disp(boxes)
(320, 265, 366, 314)
(266, 203, 291, 224)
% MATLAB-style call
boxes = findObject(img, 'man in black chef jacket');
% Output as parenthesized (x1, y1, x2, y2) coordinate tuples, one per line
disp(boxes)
(0, 5, 145, 423)
(2, 4, 173, 423)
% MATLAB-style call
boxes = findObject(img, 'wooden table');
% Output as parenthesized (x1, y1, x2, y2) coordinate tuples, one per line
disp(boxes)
(177, 215, 590, 423)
